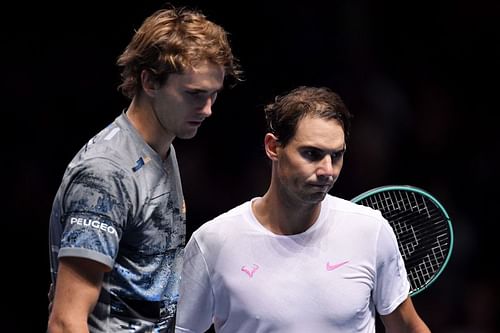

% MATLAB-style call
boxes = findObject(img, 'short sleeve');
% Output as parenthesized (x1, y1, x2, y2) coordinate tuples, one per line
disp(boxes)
(175, 234, 214, 333)
(373, 220, 410, 315)
(58, 159, 135, 268)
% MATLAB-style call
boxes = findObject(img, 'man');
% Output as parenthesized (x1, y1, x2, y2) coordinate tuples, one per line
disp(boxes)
(175, 86, 431, 332)
(47, 6, 242, 333)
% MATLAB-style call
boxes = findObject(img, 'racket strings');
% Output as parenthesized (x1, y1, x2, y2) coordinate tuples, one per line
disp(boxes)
(388, 212, 450, 246)
(357, 189, 452, 294)
(408, 237, 449, 288)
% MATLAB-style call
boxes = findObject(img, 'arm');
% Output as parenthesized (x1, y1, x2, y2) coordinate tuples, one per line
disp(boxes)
(380, 297, 431, 333)
(47, 257, 110, 333)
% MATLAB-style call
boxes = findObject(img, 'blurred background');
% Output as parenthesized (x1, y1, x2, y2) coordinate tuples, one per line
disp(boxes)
(4, 0, 499, 331)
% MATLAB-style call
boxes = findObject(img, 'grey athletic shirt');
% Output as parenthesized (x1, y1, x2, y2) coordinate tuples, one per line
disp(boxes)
(49, 112, 186, 332)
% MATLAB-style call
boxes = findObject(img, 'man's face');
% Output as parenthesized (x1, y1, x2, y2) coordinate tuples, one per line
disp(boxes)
(275, 115, 346, 204)
(152, 60, 225, 139)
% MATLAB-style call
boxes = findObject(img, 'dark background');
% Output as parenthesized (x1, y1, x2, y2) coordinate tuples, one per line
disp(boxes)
(5, 0, 499, 331)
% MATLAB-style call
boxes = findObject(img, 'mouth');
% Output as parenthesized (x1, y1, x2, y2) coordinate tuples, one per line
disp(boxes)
(187, 120, 203, 127)
(310, 183, 332, 191)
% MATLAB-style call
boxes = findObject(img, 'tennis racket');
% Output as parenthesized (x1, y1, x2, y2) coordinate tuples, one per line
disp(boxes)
(351, 185, 453, 296)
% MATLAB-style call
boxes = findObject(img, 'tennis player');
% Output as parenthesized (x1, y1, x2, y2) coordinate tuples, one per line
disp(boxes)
(175, 86, 430, 333)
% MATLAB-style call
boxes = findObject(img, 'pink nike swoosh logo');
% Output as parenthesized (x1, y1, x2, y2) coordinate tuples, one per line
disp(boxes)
(326, 260, 349, 271)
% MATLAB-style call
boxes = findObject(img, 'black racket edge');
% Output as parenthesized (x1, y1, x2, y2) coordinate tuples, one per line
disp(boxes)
(350, 185, 454, 296)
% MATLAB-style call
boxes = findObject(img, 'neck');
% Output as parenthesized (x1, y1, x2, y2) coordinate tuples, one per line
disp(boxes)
(252, 189, 321, 235)
(126, 96, 174, 159)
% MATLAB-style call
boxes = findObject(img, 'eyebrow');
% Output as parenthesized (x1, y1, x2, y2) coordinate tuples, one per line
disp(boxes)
(301, 145, 346, 153)
(185, 85, 224, 94)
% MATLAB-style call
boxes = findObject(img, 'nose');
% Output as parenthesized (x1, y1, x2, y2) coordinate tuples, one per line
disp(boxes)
(316, 155, 336, 178)
(199, 95, 216, 118)
(200, 102, 212, 118)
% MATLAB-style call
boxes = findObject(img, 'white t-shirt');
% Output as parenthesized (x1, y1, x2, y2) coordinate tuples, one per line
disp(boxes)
(176, 195, 409, 333)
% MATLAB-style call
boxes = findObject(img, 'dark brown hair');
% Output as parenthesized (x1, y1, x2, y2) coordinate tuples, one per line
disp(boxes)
(264, 86, 353, 146)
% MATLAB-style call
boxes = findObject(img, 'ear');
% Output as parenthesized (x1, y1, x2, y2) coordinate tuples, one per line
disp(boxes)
(264, 133, 279, 161)
(140, 69, 159, 97)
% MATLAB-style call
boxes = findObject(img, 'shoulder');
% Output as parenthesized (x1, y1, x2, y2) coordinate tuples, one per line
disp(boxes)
(65, 115, 149, 180)
(65, 151, 132, 186)
(322, 195, 391, 240)
(80, 120, 140, 167)
(191, 200, 252, 242)
(325, 194, 385, 221)
(60, 130, 142, 198)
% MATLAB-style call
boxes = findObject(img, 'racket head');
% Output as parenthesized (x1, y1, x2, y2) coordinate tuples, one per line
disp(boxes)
(351, 185, 454, 296)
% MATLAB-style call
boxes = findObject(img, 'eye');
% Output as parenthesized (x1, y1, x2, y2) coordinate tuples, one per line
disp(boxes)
(185, 90, 218, 105)
(331, 150, 345, 160)
(301, 149, 324, 161)
(186, 90, 203, 99)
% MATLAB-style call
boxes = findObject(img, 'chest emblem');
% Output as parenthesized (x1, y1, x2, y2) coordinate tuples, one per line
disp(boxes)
(241, 264, 260, 278)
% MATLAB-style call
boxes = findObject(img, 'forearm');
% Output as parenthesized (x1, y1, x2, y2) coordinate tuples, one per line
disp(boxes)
(381, 297, 431, 333)
(406, 320, 431, 333)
